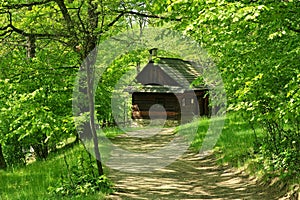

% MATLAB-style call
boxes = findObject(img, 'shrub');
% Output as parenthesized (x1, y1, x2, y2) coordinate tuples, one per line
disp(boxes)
(48, 152, 113, 197)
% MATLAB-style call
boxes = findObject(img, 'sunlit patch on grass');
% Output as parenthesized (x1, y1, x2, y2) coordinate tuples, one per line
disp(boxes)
(0, 144, 107, 200)
(176, 113, 261, 168)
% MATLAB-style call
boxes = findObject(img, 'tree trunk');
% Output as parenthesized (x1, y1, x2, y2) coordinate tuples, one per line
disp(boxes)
(32, 134, 49, 161)
(0, 144, 7, 169)
(26, 35, 36, 58)
(84, 46, 104, 176)
(80, 0, 104, 176)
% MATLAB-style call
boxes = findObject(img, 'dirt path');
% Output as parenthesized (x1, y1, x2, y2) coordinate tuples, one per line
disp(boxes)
(106, 128, 280, 200)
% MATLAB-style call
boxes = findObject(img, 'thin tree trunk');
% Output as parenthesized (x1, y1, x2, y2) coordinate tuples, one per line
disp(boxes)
(76, 24, 104, 177)
(0, 144, 7, 169)
(80, 0, 104, 177)
(32, 136, 49, 161)
(84, 47, 104, 176)
(26, 35, 36, 58)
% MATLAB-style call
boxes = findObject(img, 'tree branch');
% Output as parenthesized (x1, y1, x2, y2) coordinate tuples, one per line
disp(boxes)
(93, 12, 125, 37)
(54, 0, 76, 36)
(0, 10, 68, 38)
(104, 12, 125, 31)
(0, 25, 10, 31)
(123, 10, 182, 22)
(0, 30, 12, 37)
(9, 23, 65, 37)
(76, 1, 87, 34)
(99, 0, 105, 34)
(3, 0, 54, 9)
(96, 10, 181, 34)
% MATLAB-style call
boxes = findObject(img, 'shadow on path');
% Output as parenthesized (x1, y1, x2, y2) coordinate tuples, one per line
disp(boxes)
(106, 128, 280, 200)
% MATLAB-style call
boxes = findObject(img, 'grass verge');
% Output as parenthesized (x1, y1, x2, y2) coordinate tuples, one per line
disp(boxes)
(0, 142, 110, 200)
(177, 112, 299, 198)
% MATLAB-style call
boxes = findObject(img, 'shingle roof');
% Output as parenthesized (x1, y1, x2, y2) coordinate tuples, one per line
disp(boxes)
(128, 57, 207, 94)
(156, 57, 202, 88)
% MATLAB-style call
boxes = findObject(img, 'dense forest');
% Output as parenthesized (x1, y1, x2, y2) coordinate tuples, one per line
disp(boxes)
(0, 0, 299, 199)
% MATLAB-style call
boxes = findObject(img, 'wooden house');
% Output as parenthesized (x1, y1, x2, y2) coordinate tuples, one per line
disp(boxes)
(129, 52, 209, 121)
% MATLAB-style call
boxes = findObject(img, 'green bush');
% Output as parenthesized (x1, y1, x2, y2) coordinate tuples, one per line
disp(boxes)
(48, 153, 113, 197)
(3, 138, 27, 167)
(49, 174, 113, 197)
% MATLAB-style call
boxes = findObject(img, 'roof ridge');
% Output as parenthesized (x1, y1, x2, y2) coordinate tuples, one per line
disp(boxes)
(157, 57, 192, 63)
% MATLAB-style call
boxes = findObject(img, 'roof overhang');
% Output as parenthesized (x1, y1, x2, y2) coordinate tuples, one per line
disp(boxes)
(125, 85, 208, 94)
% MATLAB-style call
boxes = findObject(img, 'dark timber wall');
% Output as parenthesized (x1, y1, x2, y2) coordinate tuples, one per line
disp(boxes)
(132, 90, 209, 120)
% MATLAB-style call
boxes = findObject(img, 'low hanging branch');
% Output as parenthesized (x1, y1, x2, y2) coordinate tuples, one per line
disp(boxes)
(117, 10, 182, 22)
(2, 0, 54, 9)
(98, 9, 182, 35)
(0, 10, 68, 38)
(55, 0, 77, 36)
(128, 10, 181, 21)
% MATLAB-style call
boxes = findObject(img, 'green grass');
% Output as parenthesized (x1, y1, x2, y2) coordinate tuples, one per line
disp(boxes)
(178, 113, 299, 189)
(1, 117, 297, 199)
(214, 114, 261, 167)
(102, 126, 125, 138)
(0, 144, 107, 200)
(101, 126, 157, 138)
(177, 113, 262, 168)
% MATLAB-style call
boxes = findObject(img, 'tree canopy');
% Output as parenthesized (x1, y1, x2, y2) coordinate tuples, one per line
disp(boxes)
(0, 0, 299, 183)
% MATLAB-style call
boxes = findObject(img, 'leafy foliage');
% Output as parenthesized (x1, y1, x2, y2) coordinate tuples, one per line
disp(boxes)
(0, 40, 77, 163)
(95, 50, 148, 126)
(48, 152, 113, 197)
(152, 0, 300, 179)
(0, 0, 299, 194)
